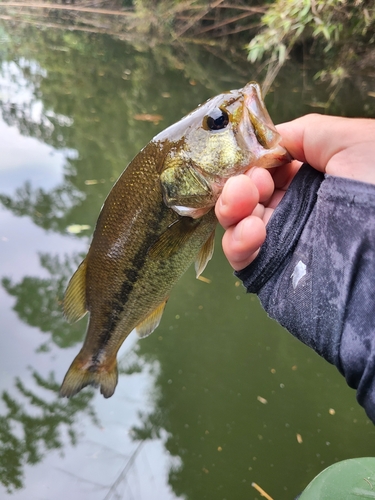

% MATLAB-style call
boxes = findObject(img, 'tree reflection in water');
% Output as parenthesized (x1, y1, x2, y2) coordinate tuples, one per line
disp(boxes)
(0, 25, 228, 497)
(1, 19, 375, 499)
(2, 253, 86, 350)
(0, 370, 96, 493)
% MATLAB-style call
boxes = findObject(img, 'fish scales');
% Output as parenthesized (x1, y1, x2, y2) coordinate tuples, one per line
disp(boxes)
(60, 82, 291, 398)
(77, 143, 214, 351)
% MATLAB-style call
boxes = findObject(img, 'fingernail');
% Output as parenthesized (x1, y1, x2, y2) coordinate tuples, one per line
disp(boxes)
(247, 167, 259, 178)
(219, 177, 235, 208)
(233, 221, 243, 242)
(218, 194, 226, 210)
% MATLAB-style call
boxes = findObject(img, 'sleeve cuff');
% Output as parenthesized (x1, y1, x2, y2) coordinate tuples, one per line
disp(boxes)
(235, 164, 325, 292)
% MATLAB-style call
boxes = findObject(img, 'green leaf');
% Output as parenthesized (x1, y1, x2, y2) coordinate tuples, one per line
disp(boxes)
(299, 458, 375, 500)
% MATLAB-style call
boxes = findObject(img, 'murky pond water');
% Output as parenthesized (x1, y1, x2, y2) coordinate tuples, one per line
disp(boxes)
(0, 22, 375, 500)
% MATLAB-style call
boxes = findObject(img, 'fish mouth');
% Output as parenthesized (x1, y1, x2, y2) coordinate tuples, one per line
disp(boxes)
(273, 147, 293, 165)
(241, 82, 293, 168)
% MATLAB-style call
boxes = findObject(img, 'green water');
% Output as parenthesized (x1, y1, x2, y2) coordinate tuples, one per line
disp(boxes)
(0, 23, 374, 500)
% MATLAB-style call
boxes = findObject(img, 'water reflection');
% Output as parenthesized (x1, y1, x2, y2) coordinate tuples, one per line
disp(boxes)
(130, 261, 375, 499)
(1, 20, 375, 500)
(0, 369, 95, 493)
(2, 253, 86, 349)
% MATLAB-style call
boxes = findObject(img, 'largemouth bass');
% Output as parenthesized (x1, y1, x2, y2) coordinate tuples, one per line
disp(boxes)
(60, 82, 290, 398)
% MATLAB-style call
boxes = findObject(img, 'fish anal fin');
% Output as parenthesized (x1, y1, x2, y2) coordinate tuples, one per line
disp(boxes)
(63, 259, 88, 323)
(59, 353, 118, 399)
(136, 300, 168, 339)
(148, 217, 199, 260)
(195, 230, 215, 278)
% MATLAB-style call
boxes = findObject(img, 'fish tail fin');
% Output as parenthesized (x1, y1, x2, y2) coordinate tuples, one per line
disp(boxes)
(59, 354, 118, 399)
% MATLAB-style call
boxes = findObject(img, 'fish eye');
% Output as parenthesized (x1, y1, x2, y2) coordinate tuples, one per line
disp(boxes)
(204, 108, 229, 131)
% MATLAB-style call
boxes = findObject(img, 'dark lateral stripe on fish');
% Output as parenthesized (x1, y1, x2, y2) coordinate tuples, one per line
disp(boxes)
(91, 270, 142, 356)
(94, 206, 172, 352)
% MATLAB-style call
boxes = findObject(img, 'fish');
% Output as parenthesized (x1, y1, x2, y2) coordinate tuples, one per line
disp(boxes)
(60, 82, 291, 399)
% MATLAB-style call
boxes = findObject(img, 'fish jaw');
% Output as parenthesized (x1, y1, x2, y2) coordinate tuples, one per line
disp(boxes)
(239, 82, 292, 169)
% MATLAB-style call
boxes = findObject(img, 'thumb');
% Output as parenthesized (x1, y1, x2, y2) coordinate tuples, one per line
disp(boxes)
(276, 114, 375, 183)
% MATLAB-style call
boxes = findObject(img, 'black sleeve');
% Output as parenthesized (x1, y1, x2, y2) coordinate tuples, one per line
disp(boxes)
(236, 164, 375, 423)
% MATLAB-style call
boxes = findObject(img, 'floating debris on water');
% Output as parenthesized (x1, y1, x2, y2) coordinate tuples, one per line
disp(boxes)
(67, 224, 91, 234)
(252, 482, 274, 500)
(197, 275, 211, 283)
(133, 113, 163, 124)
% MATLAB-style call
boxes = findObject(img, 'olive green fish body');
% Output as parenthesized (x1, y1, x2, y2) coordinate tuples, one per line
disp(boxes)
(61, 142, 217, 397)
(60, 82, 291, 398)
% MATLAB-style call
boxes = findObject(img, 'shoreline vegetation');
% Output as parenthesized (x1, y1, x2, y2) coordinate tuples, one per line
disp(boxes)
(0, 0, 374, 90)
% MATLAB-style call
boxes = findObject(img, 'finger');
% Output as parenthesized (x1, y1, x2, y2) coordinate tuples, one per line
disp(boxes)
(222, 215, 266, 271)
(252, 203, 265, 219)
(271, 160, 302, 190)
(276, 114, 366, 174)
(246, 167, 274, 203)
(216, 175, 259, 230)
(276, 118, 309, 165)
(267, 189, 286, 210)
(263, 206, 275, 225)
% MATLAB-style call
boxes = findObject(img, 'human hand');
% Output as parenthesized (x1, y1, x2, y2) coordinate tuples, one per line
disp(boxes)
(215, 114, 375, 271)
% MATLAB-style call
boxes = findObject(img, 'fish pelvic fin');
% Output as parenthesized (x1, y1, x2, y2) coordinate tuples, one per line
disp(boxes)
(136, 300, 168, 339)
(63, 259, 88, 323)
(195, 230, 215, 278)
(59, 354, 118, 399)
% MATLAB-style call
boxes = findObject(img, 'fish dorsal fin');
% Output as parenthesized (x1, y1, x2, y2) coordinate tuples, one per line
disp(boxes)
(195, 230, 215, 278)
(135, 300, 168, 339)
(148, 217, 199, 260)
(63, 259, 88, 323)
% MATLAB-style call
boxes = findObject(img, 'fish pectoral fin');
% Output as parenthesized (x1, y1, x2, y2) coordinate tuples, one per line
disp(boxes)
(136, 300, 168, 339)
(63, 259, 88, 323)
(148, 217, 200, 260)
(195, 229, 215, 278)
